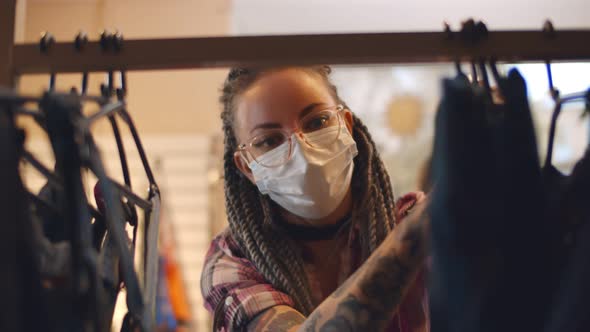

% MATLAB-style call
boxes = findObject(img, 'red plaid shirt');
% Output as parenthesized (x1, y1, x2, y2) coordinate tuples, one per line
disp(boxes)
(201, 192, 429, 332)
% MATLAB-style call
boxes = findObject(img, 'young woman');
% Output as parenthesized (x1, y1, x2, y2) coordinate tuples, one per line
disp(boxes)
(201, 66, 430, 332)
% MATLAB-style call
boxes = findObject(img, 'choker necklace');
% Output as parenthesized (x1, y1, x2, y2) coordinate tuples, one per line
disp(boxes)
(276, 214, 352, 241)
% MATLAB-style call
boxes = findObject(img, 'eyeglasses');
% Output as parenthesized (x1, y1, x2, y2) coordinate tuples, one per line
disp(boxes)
(237, 104, 346, 168)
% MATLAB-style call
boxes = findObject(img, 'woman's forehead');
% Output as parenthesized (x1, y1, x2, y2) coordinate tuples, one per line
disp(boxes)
(235, 69, 335, 131)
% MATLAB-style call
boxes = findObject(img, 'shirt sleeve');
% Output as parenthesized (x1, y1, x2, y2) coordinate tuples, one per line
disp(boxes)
(201, 230, 295, 331)
(395, 191, 426, 222)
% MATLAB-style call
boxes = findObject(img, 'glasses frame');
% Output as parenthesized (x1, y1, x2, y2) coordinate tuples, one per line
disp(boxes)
(237, 104, 346, 168)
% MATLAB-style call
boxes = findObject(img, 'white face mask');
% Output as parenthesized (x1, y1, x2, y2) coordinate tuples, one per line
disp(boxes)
(249, 125, 358, 220)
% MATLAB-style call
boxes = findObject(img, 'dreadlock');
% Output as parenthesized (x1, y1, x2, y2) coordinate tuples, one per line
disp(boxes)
(219, 65, 397, 315)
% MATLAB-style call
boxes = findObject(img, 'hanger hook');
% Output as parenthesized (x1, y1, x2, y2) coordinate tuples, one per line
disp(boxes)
(74, 31, 89, 95)
(543, 20, 560, 101)
(459, 19, 489, 84)
(545, 101, 563, 167)
(100, 71, 114, 98)
(113, 32, 126, 101)
(489, 58, 501, 85)
(116, 70, 127, 101)
(40, 32, 56, 91)
(443, 22, 466, 77)
(474, 21, 489, 89)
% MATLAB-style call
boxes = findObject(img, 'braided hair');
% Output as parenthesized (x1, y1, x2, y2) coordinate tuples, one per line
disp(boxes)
(219, 66, 397, 315)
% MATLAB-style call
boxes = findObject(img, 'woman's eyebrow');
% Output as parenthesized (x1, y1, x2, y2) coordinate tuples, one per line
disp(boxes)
(298, 102, 324, 119)
(250, 122, 281, 134)
(249, 102, 326, 134)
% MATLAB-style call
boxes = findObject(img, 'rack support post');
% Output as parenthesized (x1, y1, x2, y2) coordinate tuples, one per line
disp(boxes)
(0, 0, 17, 88)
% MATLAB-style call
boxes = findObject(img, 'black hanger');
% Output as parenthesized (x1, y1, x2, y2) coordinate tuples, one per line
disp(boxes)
(489, 59, 502, 86)
(36, 89, 146, 330)
(6, 96, 102, 223)
(74, 31, 89, 95)
(83, 71, 157, 209)
(542, 21, 590, 168)
(543, 76, 562, 170)
(543, 20, 560, 102)
(101, 68, 138, 227)
(40, 32, 56, 92)
(545, 90, 590, 168)
(89, 31, 157, 192)
(470, 61, 479, 84)
(457, 19, 490, 87)
(543, 20, 561, 168)
(444, 22, 467, 78)
(109, 72, 132, 191)
(85, 134, 147, 330)
(80, 32, 159, 330)
(478, 59, 493, 100)
(474, 22, 490, 96)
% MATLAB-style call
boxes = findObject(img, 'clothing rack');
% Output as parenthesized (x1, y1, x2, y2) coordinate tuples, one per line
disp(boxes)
(7, 30, 590, 75)
(2, 1, 590, 88)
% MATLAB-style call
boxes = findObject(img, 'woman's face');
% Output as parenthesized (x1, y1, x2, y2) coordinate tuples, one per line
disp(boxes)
(232, 68, 353, 182)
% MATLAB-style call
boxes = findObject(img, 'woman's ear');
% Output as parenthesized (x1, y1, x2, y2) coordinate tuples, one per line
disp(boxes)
(343, 109, 354, 134)
(233, 151, 256, 184)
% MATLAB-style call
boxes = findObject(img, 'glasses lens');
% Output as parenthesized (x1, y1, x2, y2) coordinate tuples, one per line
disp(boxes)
(300, 109, 341, 148)
(250, 131, 291, 167)
(301, 110, 340, 133)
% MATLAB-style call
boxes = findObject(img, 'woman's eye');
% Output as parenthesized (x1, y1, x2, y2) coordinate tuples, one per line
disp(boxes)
(253, 134, 285, 150)
(304, 115, 330, 132)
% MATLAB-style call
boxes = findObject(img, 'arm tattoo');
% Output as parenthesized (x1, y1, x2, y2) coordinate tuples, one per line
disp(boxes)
(315, 253, 412, 332)
(319, 295, 382, 332)
(266, 311, 305, 331)
(299, 217, 425, 332)
(359, 254, 410, 310)
(249, 307, 305, 332)
(331, 273, 355, 298)
(249, 307, 278, 331)
(304, 312, 321, 332)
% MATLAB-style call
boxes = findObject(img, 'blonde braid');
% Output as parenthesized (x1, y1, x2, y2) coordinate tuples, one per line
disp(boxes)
(260, 197, 316, 311)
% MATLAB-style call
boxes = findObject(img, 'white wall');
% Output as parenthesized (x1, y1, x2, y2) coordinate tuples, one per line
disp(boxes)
(233, 0, 590, 35)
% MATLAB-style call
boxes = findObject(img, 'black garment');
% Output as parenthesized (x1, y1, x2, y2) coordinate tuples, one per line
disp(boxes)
(491, 70, 552, 331)
(38, 183, 68, 242)
(429, 74, 501, 332)
(0, 102, 49, 332)
(545, 147, 590, 332)
(429, 69, 551, 332)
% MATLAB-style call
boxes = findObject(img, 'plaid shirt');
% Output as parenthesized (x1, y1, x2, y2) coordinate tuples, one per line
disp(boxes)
(201, 192, 429, 332)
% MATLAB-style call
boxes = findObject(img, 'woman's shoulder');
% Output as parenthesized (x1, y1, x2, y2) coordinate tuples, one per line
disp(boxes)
(201, 227, 296, 330)
(205, 227, 245, 259)
(201, 227, 264, 303)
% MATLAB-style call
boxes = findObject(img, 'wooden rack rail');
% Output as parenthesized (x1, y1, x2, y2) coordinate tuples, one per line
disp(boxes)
(8, 30, 590, 75)
(2, 0, 590, 88)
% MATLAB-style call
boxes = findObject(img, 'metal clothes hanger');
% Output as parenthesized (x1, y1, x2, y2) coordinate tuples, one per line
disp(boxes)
(543, 21, 590, 168)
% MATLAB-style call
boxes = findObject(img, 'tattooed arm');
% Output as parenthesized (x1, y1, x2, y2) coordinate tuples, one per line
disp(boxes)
(247, 199, 429, 332)
(247, 306, 306, 332)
